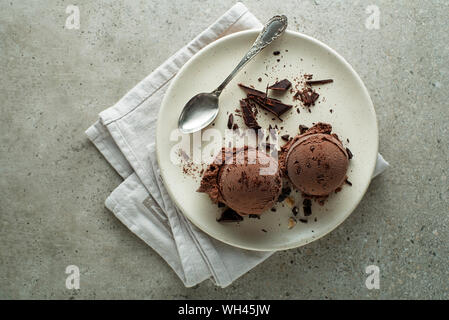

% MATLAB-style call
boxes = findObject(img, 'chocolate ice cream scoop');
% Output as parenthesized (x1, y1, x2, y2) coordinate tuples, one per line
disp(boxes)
(281, 123, 349, 196)
(198, 147, 282, 215)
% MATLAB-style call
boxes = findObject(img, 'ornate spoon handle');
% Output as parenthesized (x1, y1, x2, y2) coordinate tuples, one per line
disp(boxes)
(214, 15, 288, 95)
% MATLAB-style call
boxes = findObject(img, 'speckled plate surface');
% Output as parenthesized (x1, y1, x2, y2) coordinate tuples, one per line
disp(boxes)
(156, 30, 378, 251)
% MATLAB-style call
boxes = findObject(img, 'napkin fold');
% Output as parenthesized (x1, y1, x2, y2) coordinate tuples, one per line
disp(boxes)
(86, 2, 389, 288)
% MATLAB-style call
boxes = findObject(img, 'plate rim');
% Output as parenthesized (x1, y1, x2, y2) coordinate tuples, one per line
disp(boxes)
(156, 29, 379, 251)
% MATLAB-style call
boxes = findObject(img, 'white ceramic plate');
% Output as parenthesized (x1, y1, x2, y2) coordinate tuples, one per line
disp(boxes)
(156, 30, 378, 251)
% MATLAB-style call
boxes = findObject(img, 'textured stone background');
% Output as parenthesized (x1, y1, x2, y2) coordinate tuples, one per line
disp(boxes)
(0, 0, 447, 299)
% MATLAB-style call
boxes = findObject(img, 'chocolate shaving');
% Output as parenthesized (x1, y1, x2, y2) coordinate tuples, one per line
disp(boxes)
(345, 179, 353, 186)
(217, 208, 243, 222)
(227, 113, 234, 129)
(303, 206, 312, 216)
(299, 218, 308, 223)
(232, 123, 239, 130)
(346, 148, 353, 159)
(281, 134, 290, 141)
(273, 51, 281, 56)
(240, 99, 261, 130)
(306, 79, 334, 86)
(292, 207, 299, 216)
(248, 214, 261, 219)
(238, 83, 266, 99)
(295, 88, 320, 107)
(268, 79, 292, 91)
(310, 92, 320, 103)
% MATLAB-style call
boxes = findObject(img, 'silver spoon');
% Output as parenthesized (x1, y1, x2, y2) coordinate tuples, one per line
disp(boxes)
(178, 15, 288, 134)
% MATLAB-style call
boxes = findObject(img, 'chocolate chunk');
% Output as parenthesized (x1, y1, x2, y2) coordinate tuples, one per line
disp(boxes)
(217, 208, 243, 222)
(345, 179, 353, 186)
(299, 125, 309, 134)
(271, 208, 277, 212)
(240, 99, 261, 130)
(273, 51, 281, 55)
(238, 83, 267, 99)
(250, 95, 292, 118)
(227, 113, 234, 129)
(281, 134, 290, 141)
(346, 147, 353, 159)
(299, 219, 308, 223)
(268, 79, 292, 91)
(258, 77, 262, 82)
(303, 198, 312, 216)
(292, 206, 299, 216)
(239, 83, 292, 118)
(232, 123, 239, 130)
(306, 79, 334, 86)
(303, 205, 312, 216)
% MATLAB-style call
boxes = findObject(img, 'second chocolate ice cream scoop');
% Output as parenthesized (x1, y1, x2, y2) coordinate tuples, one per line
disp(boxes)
(284, 124, 349, 196)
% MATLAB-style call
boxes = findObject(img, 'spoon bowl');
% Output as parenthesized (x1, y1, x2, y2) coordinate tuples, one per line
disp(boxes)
(178, 92, 219, 134)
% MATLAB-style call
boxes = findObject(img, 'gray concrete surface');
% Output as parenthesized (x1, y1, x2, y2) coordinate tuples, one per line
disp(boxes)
(0, 0, 447, 299)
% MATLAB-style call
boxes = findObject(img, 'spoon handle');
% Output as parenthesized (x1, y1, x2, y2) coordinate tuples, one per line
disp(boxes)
(214, 15, 288, 95)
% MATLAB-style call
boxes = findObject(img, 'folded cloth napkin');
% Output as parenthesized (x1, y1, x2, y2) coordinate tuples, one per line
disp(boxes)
(85, 2, 389, 288)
